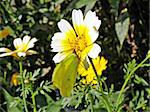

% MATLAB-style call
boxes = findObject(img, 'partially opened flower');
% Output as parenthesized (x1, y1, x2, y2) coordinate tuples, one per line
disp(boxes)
(0, 26, 13, 39)
(51, 9, 101, 63)
(0, 35, 37, 59)
(11, 72, 20, 86)
(78, 56, 108, 85)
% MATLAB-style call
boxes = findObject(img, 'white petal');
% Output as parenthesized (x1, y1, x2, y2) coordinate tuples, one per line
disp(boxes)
(88, 28, 99, 44)
(51, 39, 72, 52)
(17, 52, 26, 57)
(0, 52, 14, 57)
(51, 45, 72, 52)
(23, 35, 31, 45)
(51, 33, 65, 46)
(84, 11, 101, 44)
(0, 48, 15, 57)
(51, 33, 72, 52)
(27, 38, 37, 49)
(51, 39, 63, 52)
(13, 38, 23, 50)
(88, 43, 101, 58)
(72, 9, 83, 27)
(52, 32, 65, 41)
(53, 51, 72, 63)
(84, 10, 101, 30)
(72, 9, 84, 35)
(26, 50, 37, 55)
(0, 48, 12, 52)
(58, 19, 74, 33)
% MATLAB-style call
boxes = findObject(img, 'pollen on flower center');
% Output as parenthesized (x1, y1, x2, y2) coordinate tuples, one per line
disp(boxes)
(74, 35, 88, 58)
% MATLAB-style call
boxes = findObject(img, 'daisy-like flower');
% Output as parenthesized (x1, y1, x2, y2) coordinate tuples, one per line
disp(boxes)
(0, 35, 37, 59)
(78, 56, 108, 85)
(51, 9, 101, 63)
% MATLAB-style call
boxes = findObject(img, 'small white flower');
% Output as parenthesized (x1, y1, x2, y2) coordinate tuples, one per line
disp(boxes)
(0, 35, 37, 59)
(51, 9, 101, 63)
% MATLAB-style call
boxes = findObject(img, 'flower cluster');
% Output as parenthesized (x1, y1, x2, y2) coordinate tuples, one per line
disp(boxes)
(51, 9, 107, 85)
(78, 56, 108, 85)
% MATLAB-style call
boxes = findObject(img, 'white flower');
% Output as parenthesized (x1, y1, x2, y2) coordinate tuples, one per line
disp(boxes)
(51, 9, 101, 63)
(0, 35, 37, 58)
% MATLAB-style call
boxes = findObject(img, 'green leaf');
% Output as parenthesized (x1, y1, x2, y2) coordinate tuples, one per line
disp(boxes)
(62, 0, 96, 18)
(46, 103, 62, 112)
(84, 0, 97, 14)
(115, 17, 130, 49)
(2, 88, 23, 112)
(134, 75, 149, 86)
(46, 98, 62, 112)
(75, 0, 88, 8)
(75, 0, 97, 14)
(52, 53, 79, 97)
(75, 0, 95, 8)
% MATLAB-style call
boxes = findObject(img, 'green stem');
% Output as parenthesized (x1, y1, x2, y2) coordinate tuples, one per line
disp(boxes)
(116, 56, 149, 111)
(19, 60, 28, 112)
(89, 57, 112, 112)
(89, 94, 94, 112)
(103, 80, 109, 92)
(30, 86, 37, 112)
(88, 57, 100, 87)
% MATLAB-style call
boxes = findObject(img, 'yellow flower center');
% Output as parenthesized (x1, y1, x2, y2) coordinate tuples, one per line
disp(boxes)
(74, 35, 88, 57)
(63, 25, 91, 59)
(16, 42, 29, 53)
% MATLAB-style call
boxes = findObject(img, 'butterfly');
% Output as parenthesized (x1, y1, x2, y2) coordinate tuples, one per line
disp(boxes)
(52, 53, 79, 97)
